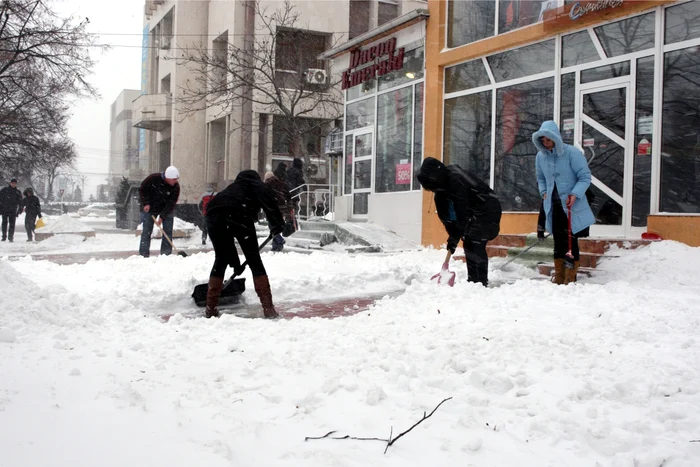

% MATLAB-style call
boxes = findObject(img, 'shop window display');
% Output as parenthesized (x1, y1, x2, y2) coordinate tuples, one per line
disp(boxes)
(494, 78, 554, 212)
(444, 91, 492, 184)
(487, 40, 555, 82)
(661, 47, 700, 214)
(375, 86, 413, 193)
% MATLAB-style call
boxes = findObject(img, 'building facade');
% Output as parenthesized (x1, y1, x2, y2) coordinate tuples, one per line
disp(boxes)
(322, 6, 429, 243)
(133, 0, 418, 207)
(109, 89, 142, 188)
(423, 0, 700, 247)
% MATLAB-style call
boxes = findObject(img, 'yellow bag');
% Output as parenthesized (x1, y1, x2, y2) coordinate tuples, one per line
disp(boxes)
(35, 218, 45, 229)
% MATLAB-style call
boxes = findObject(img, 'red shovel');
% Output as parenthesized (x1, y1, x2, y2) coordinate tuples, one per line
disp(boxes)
(564, 204, 575, 269)
(431, 250, 456, 287)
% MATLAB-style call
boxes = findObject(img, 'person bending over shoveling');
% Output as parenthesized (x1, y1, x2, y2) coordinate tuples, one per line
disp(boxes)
(417, 157, 502, 287)
(205, 170, 285, 319)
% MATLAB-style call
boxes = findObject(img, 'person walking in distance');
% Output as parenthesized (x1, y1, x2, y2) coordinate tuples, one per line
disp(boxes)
(533, 120, 595, 284)
(198, 187, 216, 245)
(264, 171, 294, 251)
(204, 170, 285, 319)
(139, 166, 180, 257)
(0, 178, 22, 242)
(417, 157, 502, 287)
(20, 187, 42, 242)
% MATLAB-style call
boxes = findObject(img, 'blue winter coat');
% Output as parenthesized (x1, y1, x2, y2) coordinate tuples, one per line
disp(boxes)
(533, 121, 595, 235)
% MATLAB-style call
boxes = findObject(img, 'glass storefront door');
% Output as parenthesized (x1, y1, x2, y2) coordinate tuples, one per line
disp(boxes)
(350, 130, 373, 217)
(577, 79, 634, 237)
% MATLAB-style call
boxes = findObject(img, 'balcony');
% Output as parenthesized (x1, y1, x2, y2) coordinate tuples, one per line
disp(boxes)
(132, 93, 172, 132)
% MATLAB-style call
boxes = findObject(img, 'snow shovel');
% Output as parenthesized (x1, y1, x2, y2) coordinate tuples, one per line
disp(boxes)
(431, 250, 456, 287)
(191, 234, 274, 307)
(564, 204, 575, 270)
(498, 233, 550, 271)
(151, 215, 188, 257)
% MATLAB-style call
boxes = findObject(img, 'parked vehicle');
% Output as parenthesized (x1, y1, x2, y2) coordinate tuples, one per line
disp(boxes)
(78, 203, 116, 217)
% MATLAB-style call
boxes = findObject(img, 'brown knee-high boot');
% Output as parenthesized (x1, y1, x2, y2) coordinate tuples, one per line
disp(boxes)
(206, 276, 224, 318)
(564, 261, 579, 285)
(553, 258, 566, 285)
(253, 275, 279, 319)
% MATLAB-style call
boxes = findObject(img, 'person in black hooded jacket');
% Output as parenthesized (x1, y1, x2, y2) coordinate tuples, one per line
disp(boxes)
(21, 187, 42, 242)
(205, 170, 285, 319)
(417, 157, 502, 287)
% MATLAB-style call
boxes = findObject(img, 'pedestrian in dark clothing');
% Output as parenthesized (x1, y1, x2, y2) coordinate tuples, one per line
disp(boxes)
(0, 178, 22, 242)
(139, 166, 180, 257)
(20, 187, 42, 242)
(533, 121, 595, 284)
(273, 162, 287, 182)
(205, 170, 285, 319)
(417, 157, 502, 287)
(198, 187, 216, 245)
(264, 171, 295, 251)
(286, 157, 306, 215)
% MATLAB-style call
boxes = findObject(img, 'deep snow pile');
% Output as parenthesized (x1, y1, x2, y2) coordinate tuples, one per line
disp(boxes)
(1, 241, 700, 467)
(37, 214, 95, 233)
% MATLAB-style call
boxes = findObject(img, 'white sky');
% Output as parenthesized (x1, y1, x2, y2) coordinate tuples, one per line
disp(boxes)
(55, 0, 145, 198)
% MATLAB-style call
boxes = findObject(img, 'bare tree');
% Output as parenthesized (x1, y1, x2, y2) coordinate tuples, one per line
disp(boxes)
(27, 136, 77, 202)
(172, 0, 343, 168)
(0, 0, 102, 178)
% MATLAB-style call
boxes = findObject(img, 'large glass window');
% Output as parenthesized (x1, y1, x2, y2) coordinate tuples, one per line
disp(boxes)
(594, 12, 655, 58)
(444, 91, 492, 183)
(661, 47, 700, 213)
(487, 40, 555, 82)
(346, 97, 375, 131)
(495, 78, 554, 212)
(632, 56, 654, 227)
(559, 72, 576, 145)
(413, 83, 424, 189)
(447, 0, 495, 48)
(665, 1, 700, 44)
(499, 0, 554, 35)
(562, 30, 600, 68)
(375, 87, 413, 193)
(445, 59, 491, 94)
(378, 47, 424, 92)
(344, 135, 353, 195)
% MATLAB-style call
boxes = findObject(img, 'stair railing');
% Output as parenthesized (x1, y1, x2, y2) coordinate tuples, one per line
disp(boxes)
(289, 184, 335, 221)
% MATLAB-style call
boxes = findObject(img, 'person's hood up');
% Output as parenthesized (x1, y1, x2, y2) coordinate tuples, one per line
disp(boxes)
(417, 157, 449, 192)
(292, 157, 303, 169)
(235, 170, 262, 185)
(532, 120, 564, 155)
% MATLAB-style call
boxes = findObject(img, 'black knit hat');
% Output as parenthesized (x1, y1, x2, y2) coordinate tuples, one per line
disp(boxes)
(10, 178, 17, 183)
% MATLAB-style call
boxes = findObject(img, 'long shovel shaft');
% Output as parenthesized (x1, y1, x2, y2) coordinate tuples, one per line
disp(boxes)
(151, 215, 187, 257)
(499, 233, 550, 270)
(221, 234, 275, 288)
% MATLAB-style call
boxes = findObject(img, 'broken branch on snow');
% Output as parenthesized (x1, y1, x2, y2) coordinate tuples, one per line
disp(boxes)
(304, 397, 452, 454)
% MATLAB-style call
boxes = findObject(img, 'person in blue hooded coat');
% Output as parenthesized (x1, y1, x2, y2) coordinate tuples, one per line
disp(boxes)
(417, 157, 502, 287)
(533, 121, 595, 284)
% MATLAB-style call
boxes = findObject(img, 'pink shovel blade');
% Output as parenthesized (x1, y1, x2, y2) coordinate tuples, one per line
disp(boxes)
(431, 268, 456, 287)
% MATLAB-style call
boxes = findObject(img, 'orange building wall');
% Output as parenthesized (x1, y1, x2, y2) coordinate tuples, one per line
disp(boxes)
(422, 0, 676, 247)
(647, 216, 700, 247)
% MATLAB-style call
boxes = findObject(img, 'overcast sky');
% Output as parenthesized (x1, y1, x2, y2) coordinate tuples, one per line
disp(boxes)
(56, 0, 145, 198)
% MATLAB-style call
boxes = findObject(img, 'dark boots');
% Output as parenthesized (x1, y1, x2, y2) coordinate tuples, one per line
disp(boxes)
(253, 275, 279, 319)
(205, 276, 224, 318)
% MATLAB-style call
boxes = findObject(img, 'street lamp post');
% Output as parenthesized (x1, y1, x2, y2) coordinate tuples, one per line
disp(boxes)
(59, 188, 65, 214)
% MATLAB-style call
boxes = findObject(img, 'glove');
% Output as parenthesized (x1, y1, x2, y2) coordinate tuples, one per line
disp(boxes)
(537, 228, 546, 241)
(446, 236, 458, 254)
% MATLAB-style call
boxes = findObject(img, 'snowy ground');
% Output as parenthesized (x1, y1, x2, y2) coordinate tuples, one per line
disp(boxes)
(1, 240, 700, 466)
(0, 214, 205, 256)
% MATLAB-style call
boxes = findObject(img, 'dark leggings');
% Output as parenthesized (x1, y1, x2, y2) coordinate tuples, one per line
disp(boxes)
(463, 238, 489, 287)
(207, 212, 266, 278)
(552, 201, 581, 260)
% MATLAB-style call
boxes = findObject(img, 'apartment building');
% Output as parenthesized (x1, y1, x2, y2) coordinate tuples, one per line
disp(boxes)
(109, 89, 142, 188)
(133, 0, 426, 208)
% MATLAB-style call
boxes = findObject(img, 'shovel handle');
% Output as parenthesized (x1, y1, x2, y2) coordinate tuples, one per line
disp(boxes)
(222, 234, 275, 288)
(151, 215, 182, 255)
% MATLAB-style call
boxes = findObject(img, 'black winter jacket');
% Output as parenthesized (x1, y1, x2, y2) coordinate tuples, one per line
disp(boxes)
(22, 194, 42, 218)
(139, 173, 180, 216)
(285, 158, 306, 192)
(206, 170, 284, 233)
(417, 157, 502, 248)
(0, 185, 23, 215)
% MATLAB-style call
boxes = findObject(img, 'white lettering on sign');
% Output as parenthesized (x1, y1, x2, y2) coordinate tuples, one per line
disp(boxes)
(569, 0, 624, 20)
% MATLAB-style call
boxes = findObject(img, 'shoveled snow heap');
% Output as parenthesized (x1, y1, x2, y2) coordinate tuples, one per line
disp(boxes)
(37, 214, 94, 233)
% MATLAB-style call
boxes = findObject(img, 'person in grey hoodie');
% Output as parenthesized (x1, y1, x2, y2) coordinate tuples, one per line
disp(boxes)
(533, 120, 595, 284)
